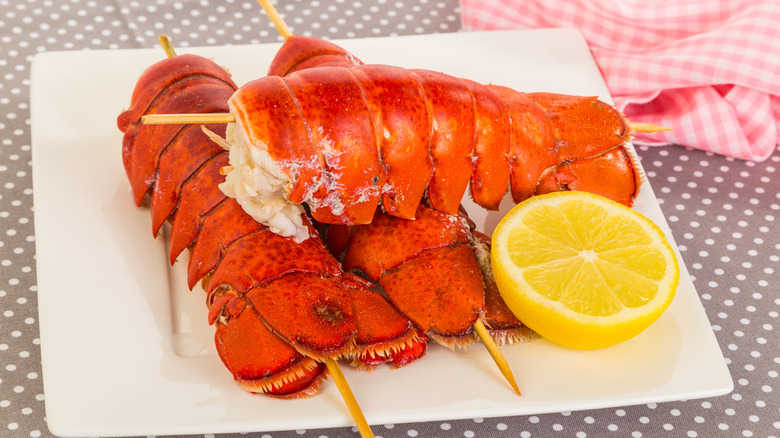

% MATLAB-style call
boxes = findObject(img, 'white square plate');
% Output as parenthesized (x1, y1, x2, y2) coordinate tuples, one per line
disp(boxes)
(31, 29, 732, 437)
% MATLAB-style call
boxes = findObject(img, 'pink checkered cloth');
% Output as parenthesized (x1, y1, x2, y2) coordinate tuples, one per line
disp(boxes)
(460, 0, 780, 161)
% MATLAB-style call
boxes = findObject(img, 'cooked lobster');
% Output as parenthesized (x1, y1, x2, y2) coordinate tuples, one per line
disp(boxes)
(193, 36, 644, 244)
(128, 28, 655, 398)
(117, 46, 426, 403)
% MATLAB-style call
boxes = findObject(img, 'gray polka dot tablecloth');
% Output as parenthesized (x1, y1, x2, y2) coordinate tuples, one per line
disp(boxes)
(1, 0, 779, 437)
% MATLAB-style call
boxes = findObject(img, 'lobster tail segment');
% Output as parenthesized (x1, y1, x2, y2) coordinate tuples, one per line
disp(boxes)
(204, 217, 357, 360)
(379, 243, 486, 348)
(118, 54, 237, 208)
(527, 92, 630, 156)
(212, 301, 327, 398)
(535, 146, 640, 206)
(486, 85, 559, 204)
(527, 91, 640, 206)
(284, 67, 384, 225)
(353, 65, 433, 220)
(337, 205, 488, 348)
(463, 79, 512, 211)
(149, 123, 226, 237)
(343, 273, 429, 370)
(268, 35, 363, 77)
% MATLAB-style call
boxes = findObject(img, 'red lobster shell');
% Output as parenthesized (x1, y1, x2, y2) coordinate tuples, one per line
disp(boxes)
(221, 36, 641, 240)
(117, 52, 425, 398)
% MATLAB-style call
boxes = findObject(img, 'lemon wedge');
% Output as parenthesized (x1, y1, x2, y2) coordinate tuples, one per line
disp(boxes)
(491, 191, 680, 349)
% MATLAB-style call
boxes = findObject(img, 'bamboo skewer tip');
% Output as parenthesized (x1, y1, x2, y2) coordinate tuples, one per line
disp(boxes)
(629, 122, 672, 134)
(159, 35, 177, 58)
(257, 0, 294, 40)
(474, 320, 522, 396)
(324, 359, 375, 438)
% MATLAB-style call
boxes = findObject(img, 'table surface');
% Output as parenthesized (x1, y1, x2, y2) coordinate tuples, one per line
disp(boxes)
(1, 1, 778, 437)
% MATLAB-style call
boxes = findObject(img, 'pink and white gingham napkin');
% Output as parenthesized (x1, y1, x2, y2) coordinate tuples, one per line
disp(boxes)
(460, 0, 780, 161)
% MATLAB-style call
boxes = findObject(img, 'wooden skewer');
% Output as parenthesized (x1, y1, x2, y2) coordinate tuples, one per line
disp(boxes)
(324, 359, 375, 438)
(629, 122, 672, 133)
(254, 2, 375, 431)
(473, 320, 521, 395)
(159, 35, 177, 58)
(143, 114, 672, 136)
(142, 113, 235, 124)
(257, 0, 294, 40)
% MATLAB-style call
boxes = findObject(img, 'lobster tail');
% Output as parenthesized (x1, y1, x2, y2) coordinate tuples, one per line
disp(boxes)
(224, 62, 641, 239)
(118, 53, 344, 397)
(517, 91, 638, 205)
(119, 43, 431, 398)
(119, 53, 333, 396)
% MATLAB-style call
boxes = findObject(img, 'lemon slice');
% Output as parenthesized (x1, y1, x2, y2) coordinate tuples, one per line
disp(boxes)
(491, 192, 680, 349)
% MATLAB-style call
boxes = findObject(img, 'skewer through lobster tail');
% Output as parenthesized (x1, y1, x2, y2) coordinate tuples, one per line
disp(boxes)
(261, 28, 523, 392)
(118, 49, 330, 397)
(204, 35, 644, 242)
(271, 35, 534, 348)
(117, 42, 425, 401)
